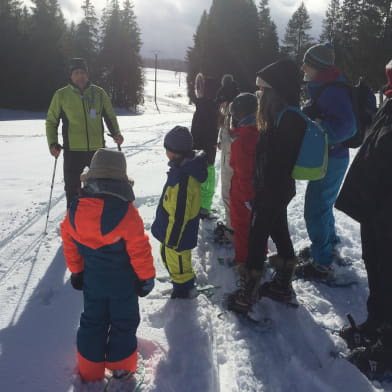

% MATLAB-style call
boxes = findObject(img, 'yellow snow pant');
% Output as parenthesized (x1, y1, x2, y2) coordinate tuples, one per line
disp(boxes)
(160, 244, 195, 285)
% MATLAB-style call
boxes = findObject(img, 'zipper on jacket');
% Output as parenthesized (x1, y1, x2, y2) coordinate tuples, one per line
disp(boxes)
(82, 95, 90, 151)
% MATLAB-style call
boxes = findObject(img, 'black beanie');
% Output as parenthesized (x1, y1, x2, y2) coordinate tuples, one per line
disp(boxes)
(164, 126, 193, 154)
(69, 58, 88, 75)
(256, 59, 301, 106)
(230, 93, 258, 117)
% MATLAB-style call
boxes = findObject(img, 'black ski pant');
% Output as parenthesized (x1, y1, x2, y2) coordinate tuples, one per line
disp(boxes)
(246, 197, 295, 271)
(361, 220, 392, 325)
(63, 150, 96, 208)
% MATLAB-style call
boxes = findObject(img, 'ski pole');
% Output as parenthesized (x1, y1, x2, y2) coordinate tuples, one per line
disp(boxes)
(44, 157, 58, 235)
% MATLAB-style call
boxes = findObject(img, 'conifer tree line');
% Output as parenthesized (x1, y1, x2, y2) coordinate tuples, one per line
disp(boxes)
(187, 0, 392, 101)
(0, 0, 143, 110)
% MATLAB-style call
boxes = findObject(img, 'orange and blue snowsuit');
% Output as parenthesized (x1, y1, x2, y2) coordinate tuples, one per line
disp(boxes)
(61, 194, 155, 382)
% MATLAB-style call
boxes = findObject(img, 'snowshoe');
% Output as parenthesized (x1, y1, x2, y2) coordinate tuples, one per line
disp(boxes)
(295, 260, 357, 287)
(339, 314, 381, 350)
(348, 339, 392, 381)
(105, 361, 145, 392)
(213, 221, 233, 244)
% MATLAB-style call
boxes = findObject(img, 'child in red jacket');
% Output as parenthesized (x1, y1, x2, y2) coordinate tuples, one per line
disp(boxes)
(229, 93, 259, 269)
(61, 148, 155, 386)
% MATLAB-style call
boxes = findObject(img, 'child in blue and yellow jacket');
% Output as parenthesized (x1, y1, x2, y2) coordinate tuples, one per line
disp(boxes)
(61, 148, 155, 384)
(151, 126, 208, 298)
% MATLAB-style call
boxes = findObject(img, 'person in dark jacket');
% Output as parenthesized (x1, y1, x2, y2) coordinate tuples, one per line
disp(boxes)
(61, 149, 155, 384)
(191, 73, 219, 219)
(151, 126, 208, 298)
(228, 59, 306, 314)
(295, 43, 357, 280)
(334, 59, 392, 378)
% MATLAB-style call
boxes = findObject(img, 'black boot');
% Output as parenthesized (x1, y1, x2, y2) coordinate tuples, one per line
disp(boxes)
(339, 314, 382, 350)
(227, 265, 264, 314)
(259, 255, 297, 303)
(348, 324, 392, 379)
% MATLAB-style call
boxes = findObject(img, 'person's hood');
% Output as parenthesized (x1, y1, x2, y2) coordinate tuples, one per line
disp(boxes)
(82, 178, 135, 202)
(169, 151, 208, 183)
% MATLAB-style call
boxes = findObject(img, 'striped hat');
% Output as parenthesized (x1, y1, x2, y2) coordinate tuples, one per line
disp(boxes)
(303, 43, 335, 71)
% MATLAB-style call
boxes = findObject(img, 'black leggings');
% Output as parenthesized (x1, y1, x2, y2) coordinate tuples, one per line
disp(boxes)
(247, 199, 294, 271)
(63, 150, 96, 208)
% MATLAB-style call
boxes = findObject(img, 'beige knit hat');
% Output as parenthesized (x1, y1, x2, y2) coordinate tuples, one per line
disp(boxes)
(80, 148, 132, 182)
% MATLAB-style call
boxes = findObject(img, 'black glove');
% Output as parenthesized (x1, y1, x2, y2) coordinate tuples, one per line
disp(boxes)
(50, 142, 62, 151)
(70, 272, 84, 291)
(136, 278, 155, 297)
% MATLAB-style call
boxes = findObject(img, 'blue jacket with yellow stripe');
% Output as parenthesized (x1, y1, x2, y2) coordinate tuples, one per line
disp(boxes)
(151, 151, 208, 251)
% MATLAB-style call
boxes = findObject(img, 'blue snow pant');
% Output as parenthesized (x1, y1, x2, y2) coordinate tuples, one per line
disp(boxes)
(76, 248, 140, 381)
(304, 156, 349, 267)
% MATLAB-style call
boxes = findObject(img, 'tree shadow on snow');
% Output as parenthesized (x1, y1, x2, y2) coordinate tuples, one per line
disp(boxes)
(0, 245, 83, 392)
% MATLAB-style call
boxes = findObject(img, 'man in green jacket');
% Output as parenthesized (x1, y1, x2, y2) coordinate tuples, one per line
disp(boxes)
(46, 58, 124, 208)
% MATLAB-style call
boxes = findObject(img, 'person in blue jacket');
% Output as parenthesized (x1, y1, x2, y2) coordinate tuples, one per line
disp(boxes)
(296, 43, 357, 280)
(151, 126, 208, 298)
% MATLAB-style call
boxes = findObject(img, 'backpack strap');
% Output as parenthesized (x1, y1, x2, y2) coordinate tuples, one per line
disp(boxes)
(275, 106, 306, 127)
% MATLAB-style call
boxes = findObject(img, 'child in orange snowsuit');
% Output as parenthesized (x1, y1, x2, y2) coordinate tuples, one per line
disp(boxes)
(61, 148, 155, 383)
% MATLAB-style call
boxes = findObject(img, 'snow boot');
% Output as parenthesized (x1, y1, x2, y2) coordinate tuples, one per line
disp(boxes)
(171, 286, 199, 299)
(107, 369, 137, 392)
(227, 265, 264, 314)
(347, 324, 392, 380)
(200, 208, 217, 220)
(259, 255, 297, 303)
(295, 259, 334, 281)
(213, 221, 234, 244)
(340, 314, 382, 350)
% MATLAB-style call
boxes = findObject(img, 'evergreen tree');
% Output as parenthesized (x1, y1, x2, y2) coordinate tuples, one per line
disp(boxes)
(0, 0, 27, 108)
(282, 1, 313, 63)
(187, 0, 262, 100)
(186, 11, 209, 102)
(320, 0, 341, 44)
(27, 0, 68, 109)
(258, 0, 279, 67)
(73, 0, 99, 79)
(338, 0, 389, 88)
(99, 0, 143, 109)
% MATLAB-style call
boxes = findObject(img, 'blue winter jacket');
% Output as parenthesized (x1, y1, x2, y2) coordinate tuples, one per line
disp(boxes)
(151, 152, 208, 251)
(306, 75, 357, 159)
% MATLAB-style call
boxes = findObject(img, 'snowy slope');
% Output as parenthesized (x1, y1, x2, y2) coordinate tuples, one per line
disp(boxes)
(0, 68, 390, 392)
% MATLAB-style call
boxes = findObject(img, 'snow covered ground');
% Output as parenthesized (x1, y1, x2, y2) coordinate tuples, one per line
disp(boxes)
(0, 68, 390, 392)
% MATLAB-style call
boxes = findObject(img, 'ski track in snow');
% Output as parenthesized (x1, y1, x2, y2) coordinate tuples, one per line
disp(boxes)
(0, 68, 391, 392)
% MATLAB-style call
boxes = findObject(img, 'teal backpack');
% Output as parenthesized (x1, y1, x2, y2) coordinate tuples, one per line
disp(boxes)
(275, 106, 328, 181)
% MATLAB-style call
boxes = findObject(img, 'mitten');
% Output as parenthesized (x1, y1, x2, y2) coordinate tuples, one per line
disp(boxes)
(136, 278, 155, 297)
(70, 272, 84, 291)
